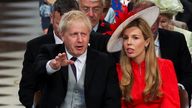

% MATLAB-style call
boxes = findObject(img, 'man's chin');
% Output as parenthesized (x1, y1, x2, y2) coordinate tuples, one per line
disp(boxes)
(91, 21, 97, 28)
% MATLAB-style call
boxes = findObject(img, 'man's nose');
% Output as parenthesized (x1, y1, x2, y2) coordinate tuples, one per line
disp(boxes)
(87, 8, 94, 16)
(77, 33, 83, 42)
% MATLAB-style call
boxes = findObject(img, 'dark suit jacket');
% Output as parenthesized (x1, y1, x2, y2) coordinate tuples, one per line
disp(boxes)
(96, 20, 111, 34)
(90, 20, 121, 63)
(33, 44, 121, 108)
(19, 31, 55, 107)
(90, 31, 110, 52)
(158, 29, 192, 97)
(19, 23, 113, 107)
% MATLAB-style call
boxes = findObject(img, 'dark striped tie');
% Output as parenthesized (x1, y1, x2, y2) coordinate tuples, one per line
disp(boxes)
(70, 57, 77, 81)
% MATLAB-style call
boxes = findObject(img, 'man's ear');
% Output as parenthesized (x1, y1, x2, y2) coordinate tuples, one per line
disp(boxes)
(60, 31, 65, 42)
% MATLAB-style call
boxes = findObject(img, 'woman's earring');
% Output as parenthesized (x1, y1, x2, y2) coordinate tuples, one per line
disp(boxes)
(145, 45, 148, 49)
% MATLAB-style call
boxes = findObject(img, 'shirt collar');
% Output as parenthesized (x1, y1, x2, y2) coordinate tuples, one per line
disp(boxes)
(154, 33, 160, 47)
(65, 48, 87, 63)
(93, 23, 99, 32)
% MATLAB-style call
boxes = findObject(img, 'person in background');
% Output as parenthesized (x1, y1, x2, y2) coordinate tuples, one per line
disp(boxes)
(107, 6, 180, 107)
(120, 0, 140, 12)
(133, 1, 192, 106)
(147, 0, 192, 57)
(144, 0, 189, 30)
(33, 10, 121, 108)
(158, 12, 192, 58)
(76, 0, 115, 54)
(101, 0, 116, 24)
(176, 0, 192, 31)
(39, 0, 55, 34)
(78, 0, 110, 33)
(18, 0, 79, 107)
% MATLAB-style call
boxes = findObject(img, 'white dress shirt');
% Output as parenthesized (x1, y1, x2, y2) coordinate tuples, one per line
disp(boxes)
(154, 34, 161, 57)
(66, 50, 87, 81)
(46, 48, 87, 81)
(53, 31, 63, 44)
(93, 23, 99, 32)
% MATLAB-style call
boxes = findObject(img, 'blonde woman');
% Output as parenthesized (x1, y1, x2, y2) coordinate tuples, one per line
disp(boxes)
(107, 6, 180, 108)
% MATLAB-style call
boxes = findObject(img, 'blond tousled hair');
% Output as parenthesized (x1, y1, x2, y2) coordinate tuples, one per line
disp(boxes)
(58, 10, 92, 34)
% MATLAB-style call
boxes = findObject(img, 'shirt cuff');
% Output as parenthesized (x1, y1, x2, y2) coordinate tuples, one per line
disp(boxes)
(46, 60, 60, 75)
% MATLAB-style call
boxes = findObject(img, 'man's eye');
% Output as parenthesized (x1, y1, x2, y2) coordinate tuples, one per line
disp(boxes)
(122, 36, 128, 40)
(93, 8, 99, 11)
(82, 7, 89, 12)
(69, 33, 77, 37)
(81, 33, 87, 37)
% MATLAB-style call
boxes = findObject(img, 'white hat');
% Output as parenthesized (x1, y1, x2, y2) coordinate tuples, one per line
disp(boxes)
(148, 0, 183, 15)
(107, 6, 160, 52)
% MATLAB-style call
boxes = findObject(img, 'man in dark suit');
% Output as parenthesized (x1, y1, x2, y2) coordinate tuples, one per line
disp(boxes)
(158, 28, 192, 100)
(34, 10, 121, 108)
(18, 0, 79, 107)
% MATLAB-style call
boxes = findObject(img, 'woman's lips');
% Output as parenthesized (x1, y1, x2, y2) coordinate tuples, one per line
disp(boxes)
(126, 48, 134, 54)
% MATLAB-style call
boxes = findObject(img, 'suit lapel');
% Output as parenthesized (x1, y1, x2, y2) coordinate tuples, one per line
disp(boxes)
(158, 29, 170, 58)
(61, 66, 68, 86)
(96, 20, 110, 33)
(47, 33, 55, 44)
(84, 48, 97, 91)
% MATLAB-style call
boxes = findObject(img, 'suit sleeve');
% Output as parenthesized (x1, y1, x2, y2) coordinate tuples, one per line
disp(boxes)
(19, 42, 36, 108)
(177, 33, 192, 97)
(104, 56, 121, 108)
(33, 45, 53, 75)
(19, 44, 54, 107)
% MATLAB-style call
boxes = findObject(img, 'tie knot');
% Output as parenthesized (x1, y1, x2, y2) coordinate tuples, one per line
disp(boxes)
(70, 57, 77, 61)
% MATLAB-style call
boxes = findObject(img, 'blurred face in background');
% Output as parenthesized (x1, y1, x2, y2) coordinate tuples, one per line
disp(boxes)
(79, 0, 104, 28)
(51, 11, 62, 38)
(159, 13, 173, 30)
(101, 0, 111, 20)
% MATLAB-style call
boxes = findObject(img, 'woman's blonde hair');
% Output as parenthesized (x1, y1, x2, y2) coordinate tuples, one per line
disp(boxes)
(120, 18, 162, 103)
